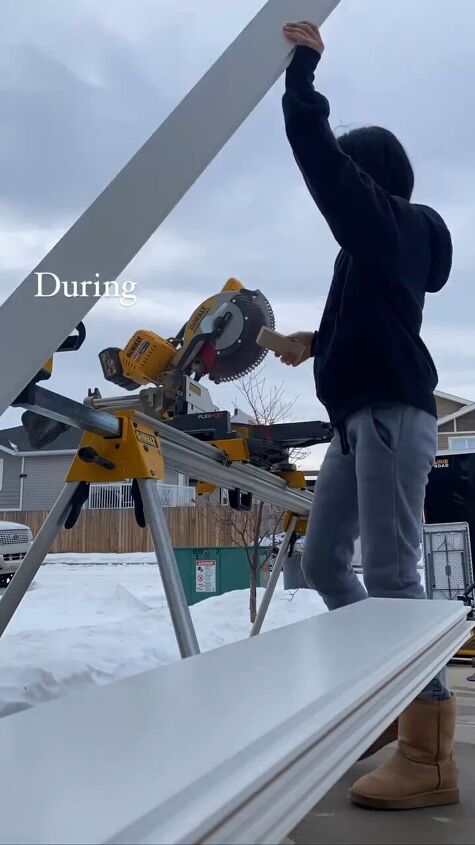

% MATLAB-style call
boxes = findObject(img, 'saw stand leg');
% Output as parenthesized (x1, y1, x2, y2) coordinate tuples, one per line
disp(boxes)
(0, 480, 200, 658)
(250, 516, 297, 637)
(138, 479, 199, 657)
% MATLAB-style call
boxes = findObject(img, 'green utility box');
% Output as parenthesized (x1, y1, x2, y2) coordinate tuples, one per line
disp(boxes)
(173, 546, 270, 605)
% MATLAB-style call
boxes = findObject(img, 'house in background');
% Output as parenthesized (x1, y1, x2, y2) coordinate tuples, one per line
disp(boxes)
(435, 390, 475, 452)
(0, 425, 191, 512)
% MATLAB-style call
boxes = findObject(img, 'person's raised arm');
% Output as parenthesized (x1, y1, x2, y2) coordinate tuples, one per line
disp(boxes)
(282, 23, 405, 263)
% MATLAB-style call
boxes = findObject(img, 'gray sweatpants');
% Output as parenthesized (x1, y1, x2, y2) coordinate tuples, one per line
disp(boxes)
(301, 404, 449, 701)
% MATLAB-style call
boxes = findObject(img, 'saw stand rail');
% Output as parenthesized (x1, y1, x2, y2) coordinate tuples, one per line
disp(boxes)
(0, 390, 311, 656)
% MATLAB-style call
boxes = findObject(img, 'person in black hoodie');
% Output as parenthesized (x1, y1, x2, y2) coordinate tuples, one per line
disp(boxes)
(278, 22, 458, 811)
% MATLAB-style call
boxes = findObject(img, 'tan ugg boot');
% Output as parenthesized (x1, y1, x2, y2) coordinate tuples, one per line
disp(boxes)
(359, 719, 399, 761)
(350, 697, 459, 810)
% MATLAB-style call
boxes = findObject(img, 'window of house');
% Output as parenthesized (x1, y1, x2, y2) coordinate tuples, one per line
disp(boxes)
(448, 436, 475, 451)
(0, 458, 3, 491)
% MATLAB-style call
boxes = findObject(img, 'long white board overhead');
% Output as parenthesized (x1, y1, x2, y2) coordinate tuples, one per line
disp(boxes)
(0, 0, 340, 417)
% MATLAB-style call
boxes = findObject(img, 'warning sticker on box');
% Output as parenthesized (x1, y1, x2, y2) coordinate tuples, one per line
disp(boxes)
(195, 560, 216, 593)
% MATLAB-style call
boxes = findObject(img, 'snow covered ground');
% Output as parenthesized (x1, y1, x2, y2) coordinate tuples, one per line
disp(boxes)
(0, 556, 326, 721)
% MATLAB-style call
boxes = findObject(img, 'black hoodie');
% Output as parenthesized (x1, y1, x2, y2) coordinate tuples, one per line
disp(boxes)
(282, 47, 452, 426)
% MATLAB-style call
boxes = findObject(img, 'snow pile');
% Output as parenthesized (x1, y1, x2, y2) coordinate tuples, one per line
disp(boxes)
(0, 560, 325, 720)
(45, 553, 159, 566)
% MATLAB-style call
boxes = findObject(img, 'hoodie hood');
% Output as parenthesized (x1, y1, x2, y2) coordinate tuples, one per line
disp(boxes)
(416, 205, 453, 292)
(338, 126, 415, 200)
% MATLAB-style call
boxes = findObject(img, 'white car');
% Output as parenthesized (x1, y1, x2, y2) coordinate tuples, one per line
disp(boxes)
(0, 520, 33, 587)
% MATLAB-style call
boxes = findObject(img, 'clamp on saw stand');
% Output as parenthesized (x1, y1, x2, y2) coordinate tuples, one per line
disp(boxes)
(0, 279, 331, 658)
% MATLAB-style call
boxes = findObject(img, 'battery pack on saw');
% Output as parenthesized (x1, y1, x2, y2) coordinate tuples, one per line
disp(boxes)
(99, 332, 176, 391)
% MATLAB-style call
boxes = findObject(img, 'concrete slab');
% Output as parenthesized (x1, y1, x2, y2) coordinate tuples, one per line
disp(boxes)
(289, 666, 475, 845)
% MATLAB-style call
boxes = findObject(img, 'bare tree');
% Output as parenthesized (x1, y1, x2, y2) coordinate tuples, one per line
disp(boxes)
(235, 368, 293, 426)
(226, 368, 306, 620)
(203, 499, 283, 623)
(247, 502, 284, 622)
(197, 368, 310, 621)
(234, 368, 310, 466)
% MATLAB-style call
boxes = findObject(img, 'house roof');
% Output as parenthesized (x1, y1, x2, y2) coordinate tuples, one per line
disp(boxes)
(0, 424, 81, 454)
(438, 402, 475, 428)
(434, 390, 473, 406)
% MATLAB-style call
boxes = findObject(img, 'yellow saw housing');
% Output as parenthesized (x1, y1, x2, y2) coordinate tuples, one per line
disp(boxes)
(121, 332, 176, 386)
(99, 332, 176, 390)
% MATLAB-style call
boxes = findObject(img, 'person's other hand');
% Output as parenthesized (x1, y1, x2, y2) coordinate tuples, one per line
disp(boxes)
(283, 21, 325, 56)
(275, 332, 313, 367)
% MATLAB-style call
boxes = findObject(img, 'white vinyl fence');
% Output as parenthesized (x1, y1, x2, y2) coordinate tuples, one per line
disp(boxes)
(87, 482, 195, 510)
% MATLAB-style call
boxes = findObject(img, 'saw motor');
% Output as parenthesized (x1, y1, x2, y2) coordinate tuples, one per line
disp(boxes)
(99, 278, 275, 416)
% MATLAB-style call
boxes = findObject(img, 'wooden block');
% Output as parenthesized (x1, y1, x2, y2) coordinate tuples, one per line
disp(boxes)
(257, 326, 305, 362)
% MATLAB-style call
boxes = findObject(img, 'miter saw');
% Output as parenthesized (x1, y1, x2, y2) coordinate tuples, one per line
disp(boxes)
(98, 278, 275, 419)
(16, 278, 276, 448)
(13, 275, 332, 515)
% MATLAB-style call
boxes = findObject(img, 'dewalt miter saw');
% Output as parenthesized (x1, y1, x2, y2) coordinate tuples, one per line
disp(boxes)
(98, 279, 275, 419)
(13, 276, 330, 518)
(17, 278, 277, 448)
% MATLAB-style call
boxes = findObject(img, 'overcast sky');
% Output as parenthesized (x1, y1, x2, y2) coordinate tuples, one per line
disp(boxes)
(1, 0, 474, 467)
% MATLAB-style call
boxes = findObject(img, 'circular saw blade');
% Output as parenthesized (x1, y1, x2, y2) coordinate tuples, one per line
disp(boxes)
(207, 289, 275, 384)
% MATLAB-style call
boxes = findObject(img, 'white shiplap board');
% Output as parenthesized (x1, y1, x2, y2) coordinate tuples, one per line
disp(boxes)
(0, 597, 468, 845)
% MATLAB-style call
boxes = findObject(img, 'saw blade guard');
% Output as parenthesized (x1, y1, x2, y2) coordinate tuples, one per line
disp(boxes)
(183, 286, 275, 383)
